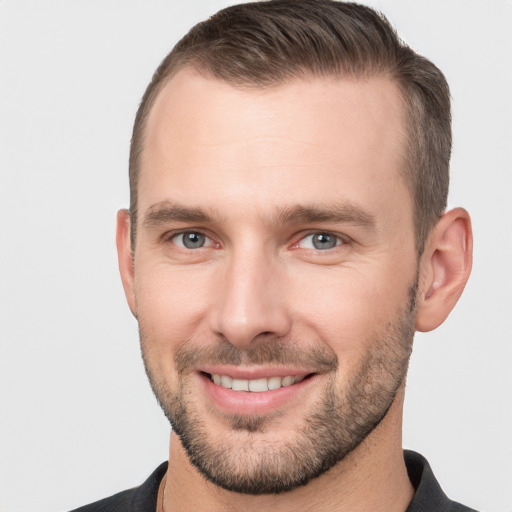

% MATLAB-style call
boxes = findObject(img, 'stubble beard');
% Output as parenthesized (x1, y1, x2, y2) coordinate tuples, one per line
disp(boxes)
(140, 285, 417, 495)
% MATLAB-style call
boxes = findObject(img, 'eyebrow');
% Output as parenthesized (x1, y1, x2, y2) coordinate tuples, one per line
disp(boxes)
(275, 203, 376, 228)
(143, 201, 221, 228)
(143, 200, 376, 230)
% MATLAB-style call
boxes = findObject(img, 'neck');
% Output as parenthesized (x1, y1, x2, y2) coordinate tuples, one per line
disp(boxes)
(162, 390, 413, 512)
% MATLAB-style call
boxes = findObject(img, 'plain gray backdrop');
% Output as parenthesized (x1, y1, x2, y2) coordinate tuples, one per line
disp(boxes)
(1, 1, 511, 511)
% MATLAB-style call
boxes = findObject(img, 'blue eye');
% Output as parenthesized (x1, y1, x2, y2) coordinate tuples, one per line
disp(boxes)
(173, 232, 208, 249)
(299, 233, 341, 250)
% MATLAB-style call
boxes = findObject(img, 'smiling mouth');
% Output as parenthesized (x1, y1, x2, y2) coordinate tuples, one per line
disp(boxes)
(205, 373, 313, 392)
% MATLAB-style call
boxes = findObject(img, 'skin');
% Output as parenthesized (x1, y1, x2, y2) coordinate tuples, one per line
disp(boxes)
(117, 68, 472, 511)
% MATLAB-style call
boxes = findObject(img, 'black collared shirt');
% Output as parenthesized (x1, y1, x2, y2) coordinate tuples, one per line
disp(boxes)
(404, 451, 477, 511)
(70, 450, 478, 511)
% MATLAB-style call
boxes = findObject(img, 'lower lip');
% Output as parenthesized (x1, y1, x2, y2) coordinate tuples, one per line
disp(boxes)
(199, 373, 316, 416)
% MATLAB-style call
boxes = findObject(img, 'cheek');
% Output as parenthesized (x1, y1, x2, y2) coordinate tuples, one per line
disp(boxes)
(292, 264, 413, 356)
(134, 263, 213, 366)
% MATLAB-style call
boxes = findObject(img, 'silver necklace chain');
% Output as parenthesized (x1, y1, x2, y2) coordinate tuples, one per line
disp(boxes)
(160, 474, 167, 512)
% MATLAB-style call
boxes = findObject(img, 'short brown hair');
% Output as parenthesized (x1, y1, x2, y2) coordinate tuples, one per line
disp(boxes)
(129, 0, 451, 254)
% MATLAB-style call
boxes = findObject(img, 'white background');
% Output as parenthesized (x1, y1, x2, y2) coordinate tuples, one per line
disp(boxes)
(1, 1, 511, 511)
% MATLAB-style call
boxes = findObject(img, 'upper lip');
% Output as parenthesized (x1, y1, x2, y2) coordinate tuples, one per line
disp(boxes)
(199, 365, 315, 380)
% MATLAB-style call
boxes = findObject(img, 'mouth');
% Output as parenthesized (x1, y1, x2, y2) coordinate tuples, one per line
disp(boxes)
(204, 372, 310, 392)
(197, 368, 317, 416)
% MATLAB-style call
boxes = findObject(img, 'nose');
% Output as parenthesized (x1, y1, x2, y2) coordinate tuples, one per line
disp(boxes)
(208, 248, 292, 348)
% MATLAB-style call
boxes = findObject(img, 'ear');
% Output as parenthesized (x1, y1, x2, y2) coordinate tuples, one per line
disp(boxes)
(116, 209, 137, 317)
(415, 208, 473, 332)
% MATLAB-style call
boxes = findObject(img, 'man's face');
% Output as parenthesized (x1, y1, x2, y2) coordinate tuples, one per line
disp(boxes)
(128, 69, 419, 494)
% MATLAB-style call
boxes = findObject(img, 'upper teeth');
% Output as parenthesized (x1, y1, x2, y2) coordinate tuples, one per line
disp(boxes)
(211, 374, 305, 392)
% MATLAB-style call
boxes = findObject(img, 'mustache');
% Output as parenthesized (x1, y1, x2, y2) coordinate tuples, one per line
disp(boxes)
(174, 337, 339, 375)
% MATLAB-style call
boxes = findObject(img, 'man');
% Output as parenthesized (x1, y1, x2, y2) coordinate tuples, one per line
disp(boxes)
(73, 1, 475, 510)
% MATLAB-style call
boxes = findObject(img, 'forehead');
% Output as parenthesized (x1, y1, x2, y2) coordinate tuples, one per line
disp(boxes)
(139, 68, 409, 225)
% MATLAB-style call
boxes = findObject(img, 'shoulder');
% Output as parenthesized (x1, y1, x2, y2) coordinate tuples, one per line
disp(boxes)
(68, 462, 168, 512)
(69, 488, 136, 512)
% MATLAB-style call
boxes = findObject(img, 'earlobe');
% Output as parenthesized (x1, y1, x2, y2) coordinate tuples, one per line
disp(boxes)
(415, 208, 473, 332)
(116, 209, 138, 317)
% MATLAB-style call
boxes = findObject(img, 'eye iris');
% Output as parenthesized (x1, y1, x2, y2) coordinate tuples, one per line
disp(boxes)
(183, 232, 205, 249)
(312, 233, 337, 250)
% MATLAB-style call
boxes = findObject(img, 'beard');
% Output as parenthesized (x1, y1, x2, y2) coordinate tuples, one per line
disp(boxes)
(140, 282, 417, 495)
